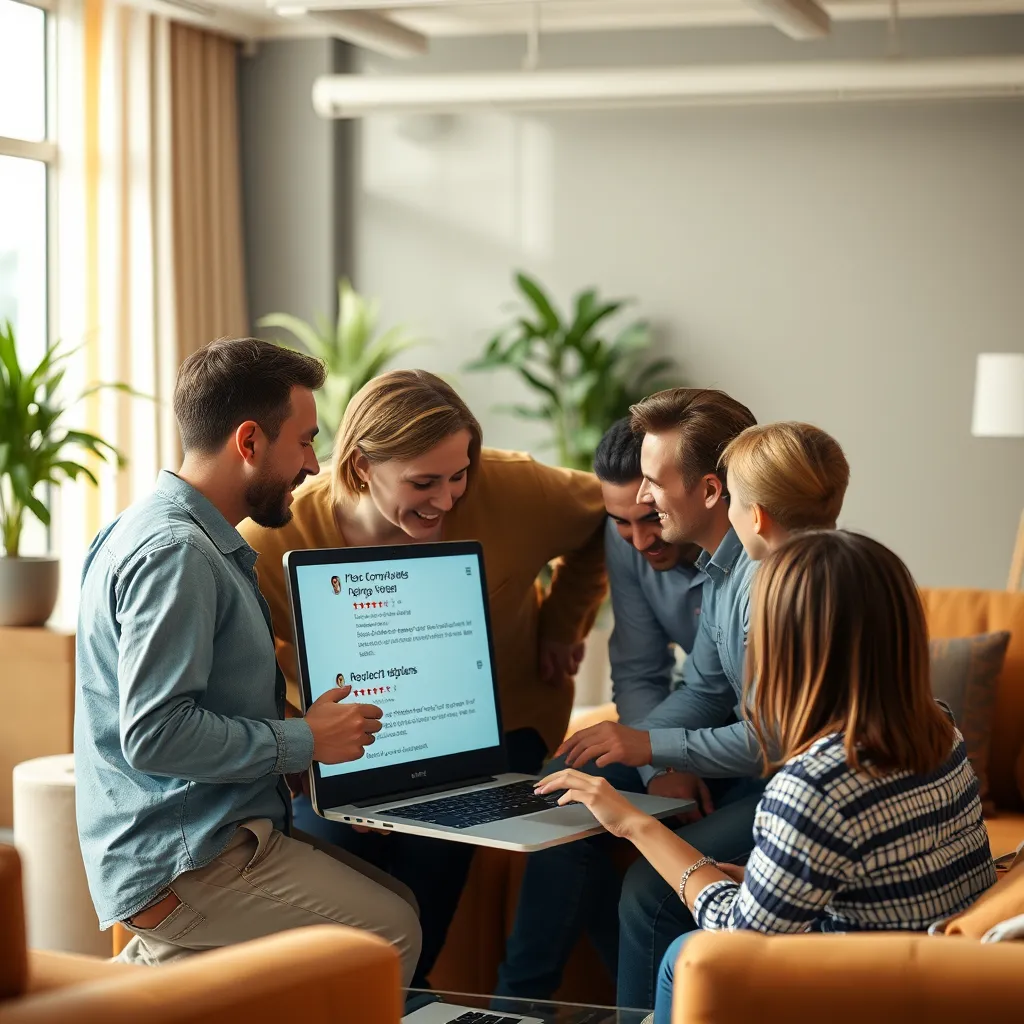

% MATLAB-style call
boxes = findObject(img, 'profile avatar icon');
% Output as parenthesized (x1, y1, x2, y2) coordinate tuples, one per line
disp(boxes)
(331, 576, 341, 595)
(336, 672, 346, 688)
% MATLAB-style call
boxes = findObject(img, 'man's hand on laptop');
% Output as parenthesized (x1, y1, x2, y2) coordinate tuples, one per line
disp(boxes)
(556, 722, 653, 769)
(305, 685, 384, 763)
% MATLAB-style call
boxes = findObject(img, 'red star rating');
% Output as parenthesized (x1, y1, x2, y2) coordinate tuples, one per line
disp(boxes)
(352, 602, 358, 610)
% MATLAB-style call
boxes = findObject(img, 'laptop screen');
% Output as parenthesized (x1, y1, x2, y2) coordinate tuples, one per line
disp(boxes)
(292, 547, 502, 779)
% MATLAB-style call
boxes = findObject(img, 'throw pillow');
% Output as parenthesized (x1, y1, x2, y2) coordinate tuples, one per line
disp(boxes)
(930, 631, 1011, 813)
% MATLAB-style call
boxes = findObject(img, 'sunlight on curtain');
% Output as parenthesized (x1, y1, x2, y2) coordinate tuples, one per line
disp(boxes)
(51, 1, 248, 623)
(52, 0, 173, 623)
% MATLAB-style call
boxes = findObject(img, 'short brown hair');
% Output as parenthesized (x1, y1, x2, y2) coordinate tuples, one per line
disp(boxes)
(720, 422, 850, 531)
(173, 338, 326, 454)
(630, 388, 756, 491)
(746, 530, 954, 777)
(333, 370, 483, 503)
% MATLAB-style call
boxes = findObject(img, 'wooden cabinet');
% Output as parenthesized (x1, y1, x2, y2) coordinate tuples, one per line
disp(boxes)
(0, 627, 76, 827)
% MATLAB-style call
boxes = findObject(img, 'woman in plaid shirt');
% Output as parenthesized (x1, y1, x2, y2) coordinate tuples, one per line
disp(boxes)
(538, 530, 995, 1023)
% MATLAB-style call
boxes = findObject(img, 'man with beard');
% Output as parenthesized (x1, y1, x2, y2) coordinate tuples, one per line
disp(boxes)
(74, 338, 422, 976)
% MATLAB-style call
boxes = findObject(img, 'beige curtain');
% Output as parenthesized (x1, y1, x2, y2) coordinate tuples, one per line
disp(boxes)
(53, 1, 249, 619)
(169, 23, 249, 361)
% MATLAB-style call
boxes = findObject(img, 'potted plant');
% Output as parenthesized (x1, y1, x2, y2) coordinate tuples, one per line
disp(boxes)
(467, 274, 683, 704)
(466, 272, 681, 471)
(0, 320, 126, 627)
(258, 278, 423, 453)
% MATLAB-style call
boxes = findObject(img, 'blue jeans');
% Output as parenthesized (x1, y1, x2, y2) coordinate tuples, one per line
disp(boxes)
(292, 727, 548, 989)
(616, 777, 765, 1010)
(654, 932, 701, 1024)
(493, 759, 645, 1003)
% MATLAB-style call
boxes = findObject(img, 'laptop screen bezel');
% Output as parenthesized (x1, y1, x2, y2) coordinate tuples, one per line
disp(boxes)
(283, 540, 508, 808)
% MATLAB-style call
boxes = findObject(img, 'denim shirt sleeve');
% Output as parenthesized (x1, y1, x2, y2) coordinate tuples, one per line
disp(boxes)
(114, 540, 314, 782)
(648, 719, 763, 779)
(606, 525, 676, 727)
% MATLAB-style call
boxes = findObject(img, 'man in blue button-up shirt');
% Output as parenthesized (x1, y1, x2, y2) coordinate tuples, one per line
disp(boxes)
(494, 419, 708, 1003)
(75, 338, 421, 978)
(553, 389, 765, 1010)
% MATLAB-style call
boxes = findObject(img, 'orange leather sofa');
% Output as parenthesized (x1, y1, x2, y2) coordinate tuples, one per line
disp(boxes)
(0, 844, 401, 1024)
(671, 856, 1024, 1023)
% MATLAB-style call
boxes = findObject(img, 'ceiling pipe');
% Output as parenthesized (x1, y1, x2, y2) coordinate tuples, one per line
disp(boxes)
(312, 56, 1024, 118)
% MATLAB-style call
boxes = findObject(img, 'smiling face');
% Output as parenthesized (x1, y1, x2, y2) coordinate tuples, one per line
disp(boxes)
(356, 429, 472, 540)
(635, 428, 718, 548)
(601, 478, 681, 571)
(243, 386, 320, 529)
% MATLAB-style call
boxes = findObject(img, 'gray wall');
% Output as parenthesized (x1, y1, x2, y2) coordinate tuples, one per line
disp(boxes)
(241, 18, 1024, 590)
(240, 38, 353, 329)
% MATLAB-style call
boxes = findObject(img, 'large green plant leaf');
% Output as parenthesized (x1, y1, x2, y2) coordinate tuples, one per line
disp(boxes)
(515, 272, 561, 336)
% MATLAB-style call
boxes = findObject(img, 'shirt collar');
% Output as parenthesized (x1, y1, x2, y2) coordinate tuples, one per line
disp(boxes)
(695, 527, 745, 584)
(156, 471, 252, 558)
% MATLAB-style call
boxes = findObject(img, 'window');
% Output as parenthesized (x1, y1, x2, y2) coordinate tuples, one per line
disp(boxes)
(0, 0, 52, 365)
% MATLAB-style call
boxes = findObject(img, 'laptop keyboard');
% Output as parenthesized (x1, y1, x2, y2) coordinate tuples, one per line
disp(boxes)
(385, 780, 561, 830)
(449, 1014, 522, 1024)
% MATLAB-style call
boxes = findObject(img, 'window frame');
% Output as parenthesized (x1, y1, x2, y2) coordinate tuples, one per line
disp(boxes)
(0, 0, 58, 555)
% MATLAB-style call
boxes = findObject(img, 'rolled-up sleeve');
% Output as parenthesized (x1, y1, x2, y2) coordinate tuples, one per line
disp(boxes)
(115, 540, 314, 782)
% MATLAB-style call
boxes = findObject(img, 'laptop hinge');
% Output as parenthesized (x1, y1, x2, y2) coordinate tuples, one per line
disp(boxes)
(350, 775, 497, 808)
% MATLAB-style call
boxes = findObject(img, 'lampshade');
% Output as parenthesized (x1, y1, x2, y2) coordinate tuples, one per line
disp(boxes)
(972, 353, 1024, 437)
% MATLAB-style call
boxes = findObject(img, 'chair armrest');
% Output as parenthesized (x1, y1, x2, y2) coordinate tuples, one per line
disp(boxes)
(25, 951, 139, 995)
(674, 930, 1024, 1024)
(1, 926, 400, 1024)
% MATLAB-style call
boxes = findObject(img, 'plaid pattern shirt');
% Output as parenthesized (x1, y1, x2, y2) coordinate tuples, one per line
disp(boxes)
(693, 730, 996, 933)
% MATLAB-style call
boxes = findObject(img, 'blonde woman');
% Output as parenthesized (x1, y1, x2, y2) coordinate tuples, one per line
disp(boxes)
(721, 420, 850, 561)
(239, 368, 606, 988)
(543, 532, 995, 1024)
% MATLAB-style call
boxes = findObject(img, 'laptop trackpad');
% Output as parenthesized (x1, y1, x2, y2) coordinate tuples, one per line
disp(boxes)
(527, 803, 597, 827)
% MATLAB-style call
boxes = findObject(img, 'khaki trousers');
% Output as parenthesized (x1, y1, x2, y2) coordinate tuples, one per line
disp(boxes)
(117, 819, 422, 986)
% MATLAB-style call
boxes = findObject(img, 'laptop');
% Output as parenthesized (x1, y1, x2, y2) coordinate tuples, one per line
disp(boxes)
(283, 540, 694, 852)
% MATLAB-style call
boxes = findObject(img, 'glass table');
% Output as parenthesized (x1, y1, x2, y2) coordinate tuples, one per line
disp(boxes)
(403, 989, 649, 1024)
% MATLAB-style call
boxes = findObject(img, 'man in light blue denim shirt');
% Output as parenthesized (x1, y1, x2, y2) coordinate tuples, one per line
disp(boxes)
(75, 338, 420, 978)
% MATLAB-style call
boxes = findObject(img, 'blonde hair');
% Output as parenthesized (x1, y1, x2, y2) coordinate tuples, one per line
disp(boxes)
(332, 370, 483, 504)
(720, 422, 849, 531)
(746, 530, 953, 776)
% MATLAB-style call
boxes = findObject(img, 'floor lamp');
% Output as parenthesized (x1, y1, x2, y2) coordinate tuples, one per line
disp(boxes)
(972, 353, 1024, 591)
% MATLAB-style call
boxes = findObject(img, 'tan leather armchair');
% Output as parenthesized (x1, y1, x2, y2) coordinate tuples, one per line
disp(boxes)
(671, 930, 1023, 1024)
(1, 844, 401, 1024)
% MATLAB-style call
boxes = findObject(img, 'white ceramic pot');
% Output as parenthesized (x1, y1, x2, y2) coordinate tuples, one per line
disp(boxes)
(0, 556, 60, 627)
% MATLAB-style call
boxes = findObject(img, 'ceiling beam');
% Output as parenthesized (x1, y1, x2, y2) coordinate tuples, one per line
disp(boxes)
(270, 6, 428, 58)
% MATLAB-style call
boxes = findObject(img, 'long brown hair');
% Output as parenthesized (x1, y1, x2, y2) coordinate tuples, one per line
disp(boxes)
(746, 530, 953, 776)
(332, 370, 482, 504)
